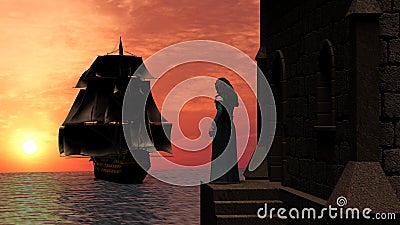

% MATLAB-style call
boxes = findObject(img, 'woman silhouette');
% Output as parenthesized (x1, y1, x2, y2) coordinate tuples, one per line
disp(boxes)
(209, 78, 240, 183)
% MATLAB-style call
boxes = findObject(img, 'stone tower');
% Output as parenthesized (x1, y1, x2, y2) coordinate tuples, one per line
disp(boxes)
(248, 0, 400, 211)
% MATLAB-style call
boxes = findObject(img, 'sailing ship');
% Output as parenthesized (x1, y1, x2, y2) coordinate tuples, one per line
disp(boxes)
(58, 38, 172, 183)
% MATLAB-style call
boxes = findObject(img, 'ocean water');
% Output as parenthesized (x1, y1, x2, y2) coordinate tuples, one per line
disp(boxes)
(0, 172, 199, 224)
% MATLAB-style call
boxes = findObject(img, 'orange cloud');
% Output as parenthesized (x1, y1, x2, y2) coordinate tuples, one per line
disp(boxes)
(0, 0, 259, 172)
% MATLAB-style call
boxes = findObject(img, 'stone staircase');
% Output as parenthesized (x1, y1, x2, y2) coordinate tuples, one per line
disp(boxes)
(201, 181, 288, 225)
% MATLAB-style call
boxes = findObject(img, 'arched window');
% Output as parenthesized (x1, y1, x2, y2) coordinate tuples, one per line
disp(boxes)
(315, 39, 336, 130)
(268, 50, 287, 182)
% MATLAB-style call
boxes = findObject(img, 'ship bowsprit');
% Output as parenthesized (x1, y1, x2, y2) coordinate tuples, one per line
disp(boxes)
(58, 38, 172, 183)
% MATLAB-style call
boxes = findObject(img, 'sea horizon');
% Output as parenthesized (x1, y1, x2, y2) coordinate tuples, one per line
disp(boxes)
(0, 167, 247, 174)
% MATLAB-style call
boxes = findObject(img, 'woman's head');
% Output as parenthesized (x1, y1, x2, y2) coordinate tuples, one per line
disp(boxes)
(215, 77, 238, 107)
(215, 77, 234, 94)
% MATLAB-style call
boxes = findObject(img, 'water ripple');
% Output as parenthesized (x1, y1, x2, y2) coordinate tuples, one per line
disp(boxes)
(0, 172, 199, 224)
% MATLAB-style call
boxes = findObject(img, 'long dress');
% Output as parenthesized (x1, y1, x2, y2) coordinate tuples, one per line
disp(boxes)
(210, 95, 240, 183)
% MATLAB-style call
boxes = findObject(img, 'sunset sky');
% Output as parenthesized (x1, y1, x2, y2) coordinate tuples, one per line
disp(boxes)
(0, 0, 259, 172)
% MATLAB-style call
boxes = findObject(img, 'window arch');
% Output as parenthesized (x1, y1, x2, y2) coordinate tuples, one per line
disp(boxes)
(271, 50, 287, 125)
(315, 39, 336, 130)
(268, 50, 287, 182)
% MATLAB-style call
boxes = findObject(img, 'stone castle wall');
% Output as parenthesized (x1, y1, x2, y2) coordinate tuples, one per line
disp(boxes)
(259, 0, 400, 199)
(379, 0, 400, 199)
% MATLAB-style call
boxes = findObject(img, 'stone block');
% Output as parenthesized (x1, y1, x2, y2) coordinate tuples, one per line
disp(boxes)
(296, 177, 306, 193)
(380, 40, 388, 64)
(308, 96, 317, 120)
(336, 94, 345, 119)
(338, 44, 352, 70)
(304, 120, 314, 138)
(287, 80, 296, 98)
(380, 81, 400, 92)
(298, 159, 308, 178)
(380, 122, 394, 146)
(304, 75, 316, 95)
(311, 7, 322, 30)
(343, 43, 351, 69)
(394, 0, 400, 11)
(314, 161, 327, 184)
(287, 137, 296, 156)
(397, 121, 400, 145)
(295, 60, 304, 77)
(294, 138, 301, 158)
(383, 93, 400, 118)
(296, 97, 307, 117)
(306, 138, 316, 158)
(383, 149, 400, 174)
(336, 120, 351, 142)
(378, 0, 392, 12)
(294, 117, 304, 137)
(308, 138, 318, 160)
(378, 66, 400, 83)
(388, 175, 400, 199)
(380, 93, 383, 117)
(286, 44, 298, 63)
(303, 159, 313, 179)
(321, 2, 334, 26)
(335, 20, 350, 44)
(331, 144, 342, 165)
(338, 141, 352, 164)
(378, 67, 400, 92)
(287, 156, 299, 176)
(309, 52, 320, 74)
(389, 39, 400, 63)
(297, 77, 306, 97)
(380, 13, 400, 37)
(379, 146, 384, 162)
(296, 39, 305, 59)
(296, 138, 306, 158)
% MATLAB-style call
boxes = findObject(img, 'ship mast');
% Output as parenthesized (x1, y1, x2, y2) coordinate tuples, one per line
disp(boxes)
(119, 36, 123, 56)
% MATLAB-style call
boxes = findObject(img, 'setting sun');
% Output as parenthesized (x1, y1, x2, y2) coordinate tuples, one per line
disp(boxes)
(22, 140, 37, 155)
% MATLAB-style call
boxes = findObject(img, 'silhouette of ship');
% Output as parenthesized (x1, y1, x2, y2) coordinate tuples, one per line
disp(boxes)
(58, 38, 172, 183)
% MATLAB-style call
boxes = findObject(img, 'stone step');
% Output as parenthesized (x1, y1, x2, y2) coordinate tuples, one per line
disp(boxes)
(216, 214, 287, 225)
(212, 188, 280, 201)
(214, 200, 284, 215)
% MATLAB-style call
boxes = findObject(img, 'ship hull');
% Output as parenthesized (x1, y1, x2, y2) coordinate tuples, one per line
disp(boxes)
(92, 151, 150, 184)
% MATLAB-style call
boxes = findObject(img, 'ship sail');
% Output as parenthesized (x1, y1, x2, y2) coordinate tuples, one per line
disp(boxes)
(59, 45, 172, 157)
